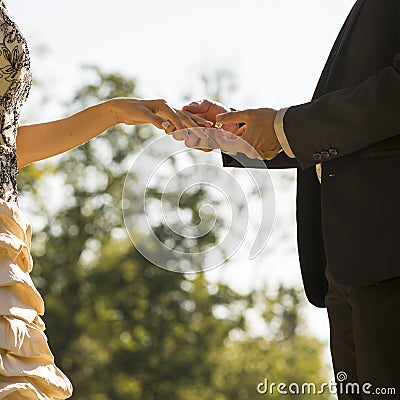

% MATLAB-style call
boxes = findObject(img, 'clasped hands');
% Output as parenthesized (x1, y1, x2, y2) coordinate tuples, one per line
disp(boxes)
(113, 97, 282, 160)
(163, 99, 282, 161)
(179, 99, 282, 160)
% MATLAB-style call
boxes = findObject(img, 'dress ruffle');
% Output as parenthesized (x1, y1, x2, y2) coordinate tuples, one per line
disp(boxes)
(0, 199, 73, 399)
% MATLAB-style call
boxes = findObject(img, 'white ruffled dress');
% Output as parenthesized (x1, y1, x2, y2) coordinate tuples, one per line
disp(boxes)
(0, 1, 73, 398)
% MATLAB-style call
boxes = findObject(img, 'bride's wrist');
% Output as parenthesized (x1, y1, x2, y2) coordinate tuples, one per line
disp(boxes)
(105, 98, 125, 125)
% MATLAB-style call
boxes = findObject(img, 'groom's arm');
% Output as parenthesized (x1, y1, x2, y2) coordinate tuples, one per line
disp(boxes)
(221, 51, 400, 170)
(281, 58, 400, 169)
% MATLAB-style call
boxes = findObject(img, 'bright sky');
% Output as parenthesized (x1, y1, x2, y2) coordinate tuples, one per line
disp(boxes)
(11, 0, 354, 113)
(10, 0, 356, 349)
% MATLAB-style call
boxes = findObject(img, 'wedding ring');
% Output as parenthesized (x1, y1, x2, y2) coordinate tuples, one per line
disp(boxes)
(161, 121, 170, 130)
(214, 122, 223, 129)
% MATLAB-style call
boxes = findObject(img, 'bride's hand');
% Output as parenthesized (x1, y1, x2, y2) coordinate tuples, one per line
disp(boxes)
(109, 98, 212, 134)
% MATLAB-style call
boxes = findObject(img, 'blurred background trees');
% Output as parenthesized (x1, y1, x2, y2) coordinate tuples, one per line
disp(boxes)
(18, 69, 331, 399)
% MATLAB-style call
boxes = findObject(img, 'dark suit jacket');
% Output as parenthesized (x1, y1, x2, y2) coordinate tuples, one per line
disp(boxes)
(223, 0, 400, 307)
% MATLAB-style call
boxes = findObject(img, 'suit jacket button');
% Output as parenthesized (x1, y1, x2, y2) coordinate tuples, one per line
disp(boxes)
(329, 148, 339, 156)
(313, 152, 322, 161)
(321, 151, 330, 160)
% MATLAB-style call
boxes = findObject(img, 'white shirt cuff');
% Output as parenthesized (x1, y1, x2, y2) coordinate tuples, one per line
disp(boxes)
(274, 107, 295, 158)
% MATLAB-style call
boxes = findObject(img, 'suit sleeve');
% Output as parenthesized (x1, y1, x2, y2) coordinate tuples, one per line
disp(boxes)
(222, 150, 299, 169)
(283, 52, 400, 169)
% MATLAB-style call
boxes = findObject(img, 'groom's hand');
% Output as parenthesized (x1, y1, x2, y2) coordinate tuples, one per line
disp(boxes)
(215, 108, 282, 160)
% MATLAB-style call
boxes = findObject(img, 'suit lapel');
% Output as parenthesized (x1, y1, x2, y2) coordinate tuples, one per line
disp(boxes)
(313, 0, 365, 98)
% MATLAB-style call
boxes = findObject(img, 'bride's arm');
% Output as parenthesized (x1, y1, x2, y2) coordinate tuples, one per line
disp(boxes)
(17, 98, 207, 169)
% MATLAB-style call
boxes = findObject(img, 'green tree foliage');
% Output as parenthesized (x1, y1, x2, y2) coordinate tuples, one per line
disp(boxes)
(18, 69, 331, 399)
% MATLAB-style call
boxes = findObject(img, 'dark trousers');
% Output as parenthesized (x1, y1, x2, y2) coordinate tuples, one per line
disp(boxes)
(325, 267, 400, 400)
